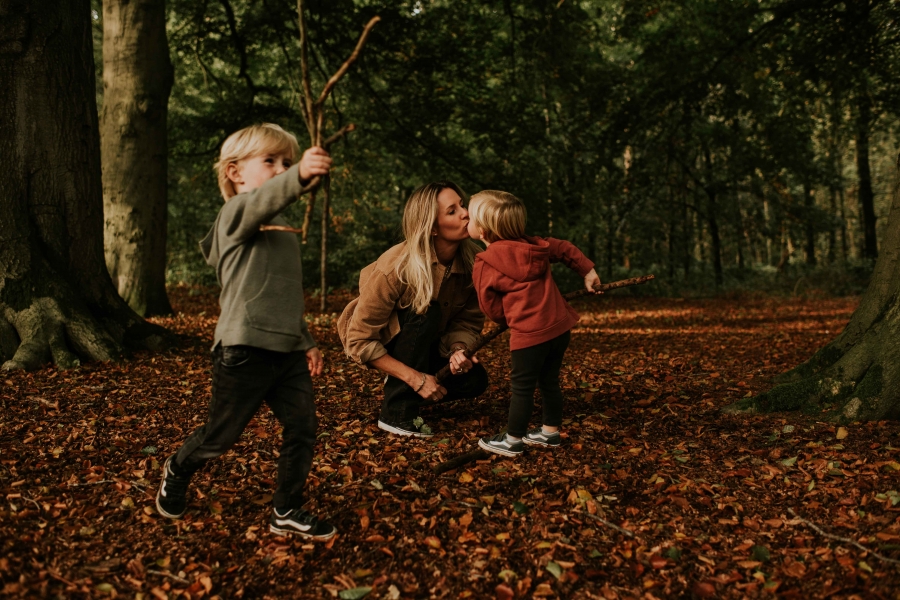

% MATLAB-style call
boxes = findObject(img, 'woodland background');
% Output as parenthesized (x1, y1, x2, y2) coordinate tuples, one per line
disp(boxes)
(92, 0, 900, 299)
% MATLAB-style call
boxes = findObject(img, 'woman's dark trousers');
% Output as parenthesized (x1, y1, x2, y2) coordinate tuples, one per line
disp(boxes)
(507, 331, 571, 438)
(380, 302, 489, 425)
(172, 345, 317, 511)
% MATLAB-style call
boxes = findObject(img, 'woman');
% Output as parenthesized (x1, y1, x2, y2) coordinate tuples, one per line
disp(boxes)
(337, 181, 489, 437)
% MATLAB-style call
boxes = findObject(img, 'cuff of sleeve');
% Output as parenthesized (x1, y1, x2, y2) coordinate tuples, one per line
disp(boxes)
(357, 341, 387, 366)
(577, 260, 596, 278)
(440, 333, 476, 357)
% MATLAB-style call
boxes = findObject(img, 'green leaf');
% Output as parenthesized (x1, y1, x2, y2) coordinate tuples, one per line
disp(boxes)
(664, 547, 682, 561)
(412, 417, 424, 428)
(497, 569, 516, 582)
(512, 501, 528, 515)
(338, 587, 372, 600)
(751, 545, 770, 562)
(545, 561, 563, 579)
(589, 549, 603, 558)
(140, 446, 158, 455)
(95, 583, 114, 594)
(858, 561, 873, 574)
(781, 456, 798, 467)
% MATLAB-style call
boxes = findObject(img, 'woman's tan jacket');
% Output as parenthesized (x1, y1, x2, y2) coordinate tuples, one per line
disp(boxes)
(337, 242, 484, 366)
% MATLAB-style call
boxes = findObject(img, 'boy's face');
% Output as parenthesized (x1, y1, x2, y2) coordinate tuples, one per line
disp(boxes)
(228, 150, 293, 196)
(466, 215, 484, 241)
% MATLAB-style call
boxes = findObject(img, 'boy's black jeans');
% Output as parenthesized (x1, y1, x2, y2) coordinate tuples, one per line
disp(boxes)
(172, 345, 317, 511)
(507, 330, 571, 438)
(380, 302, 489, 425)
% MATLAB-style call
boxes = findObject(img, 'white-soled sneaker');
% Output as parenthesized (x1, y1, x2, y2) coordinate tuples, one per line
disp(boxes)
(377, 418, 434, 438)
(478, 432, 524, 457)
(270, 508, 336, 541)
(522, 428, 561, 448)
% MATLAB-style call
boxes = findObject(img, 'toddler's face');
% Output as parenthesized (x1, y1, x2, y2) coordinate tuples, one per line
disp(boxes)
(232, 151, 293, 195)
(466, 217, 483, 241)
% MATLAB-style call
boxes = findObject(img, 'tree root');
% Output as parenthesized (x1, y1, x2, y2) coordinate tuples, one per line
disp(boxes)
(0, 292, 171, 371)
(723, 311, 900, 421)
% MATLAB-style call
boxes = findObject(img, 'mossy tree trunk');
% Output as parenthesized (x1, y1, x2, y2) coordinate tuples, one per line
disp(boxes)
(726, 154, 900, 421)
(0, 0, 170, 371)
(101, 0, 174, 317)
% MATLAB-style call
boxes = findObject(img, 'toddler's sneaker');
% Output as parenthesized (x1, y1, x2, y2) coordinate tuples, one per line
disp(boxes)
(522, 427, 561, 448)
(478, 432, 524, 457)
(156, 454, 191, 519)
(270, 508, 336, 540)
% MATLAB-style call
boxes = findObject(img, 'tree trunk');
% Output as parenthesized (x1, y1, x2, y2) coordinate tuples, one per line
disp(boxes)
(804, 184, 817, 266)
(856, 97, 878, 261)
(0, 0, 170, 371)
(705, 190, 723, 286)
(101, 0, 174, 316)
(725, 155, 900, 420)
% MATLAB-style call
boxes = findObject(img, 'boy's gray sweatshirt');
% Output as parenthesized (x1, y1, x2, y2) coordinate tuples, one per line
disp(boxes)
(199, 164, 316, 353)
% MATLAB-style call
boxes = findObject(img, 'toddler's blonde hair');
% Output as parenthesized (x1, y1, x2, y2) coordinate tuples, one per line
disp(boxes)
(468, 190, 527, 242)
(214, 123, 301, 200)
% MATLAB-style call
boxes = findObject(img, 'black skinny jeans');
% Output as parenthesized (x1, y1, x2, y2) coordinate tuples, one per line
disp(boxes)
(507, 331, 571, 438)
(380, 302, 489, 424)
(173, 345, 317, 511)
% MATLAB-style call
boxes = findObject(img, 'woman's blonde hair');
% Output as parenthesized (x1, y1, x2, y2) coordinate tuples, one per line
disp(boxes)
(397, 181, 479, 314)
(468, 190, 527, 242)
(214, 123, 301, 200)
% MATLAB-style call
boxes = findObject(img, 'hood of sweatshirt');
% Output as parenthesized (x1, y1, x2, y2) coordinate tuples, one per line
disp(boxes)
(478, 236, 549, 282)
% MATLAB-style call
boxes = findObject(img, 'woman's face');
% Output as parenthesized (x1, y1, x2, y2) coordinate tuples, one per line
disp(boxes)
(433, 187, 470, 244)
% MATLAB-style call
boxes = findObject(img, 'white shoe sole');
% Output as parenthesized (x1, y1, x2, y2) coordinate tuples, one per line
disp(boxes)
(478, 438, 522, 457)
(377, 420, 434, 438)
(155, 457, 186, 519)
(522, 437, 559, 448)
(269, 523, 336, 541)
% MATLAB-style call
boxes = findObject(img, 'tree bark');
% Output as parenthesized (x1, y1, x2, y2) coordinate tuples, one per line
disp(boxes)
(0, 0, 170, 371)
(725, 154, 900, 421)
(856, 97, 878, 261)
(101, 0, 174, 316)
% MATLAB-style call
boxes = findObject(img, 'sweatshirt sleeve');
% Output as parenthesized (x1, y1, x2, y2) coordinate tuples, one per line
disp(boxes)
(473, 262, 507, 326)
(545, 237, 595, 277)
(216, 164, 304, 247)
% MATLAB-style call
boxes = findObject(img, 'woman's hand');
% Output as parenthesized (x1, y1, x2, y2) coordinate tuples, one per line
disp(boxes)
(298, 146, 332, 182)
(584, 268, 602, 294)
(306, 347, 324, 376)
(414, 373, 448, 401)
(449, 348, 479, 375)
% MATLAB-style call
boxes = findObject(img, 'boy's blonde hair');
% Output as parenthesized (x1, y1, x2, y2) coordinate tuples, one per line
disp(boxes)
(214, 123, 301, 200)
(468, 190, 527, 242)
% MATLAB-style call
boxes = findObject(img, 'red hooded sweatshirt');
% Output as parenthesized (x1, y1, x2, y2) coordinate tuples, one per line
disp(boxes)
(472, 236, 595, 351)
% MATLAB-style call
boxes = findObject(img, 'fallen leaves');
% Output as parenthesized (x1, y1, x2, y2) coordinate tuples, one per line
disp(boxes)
(3, 291, 900, 597)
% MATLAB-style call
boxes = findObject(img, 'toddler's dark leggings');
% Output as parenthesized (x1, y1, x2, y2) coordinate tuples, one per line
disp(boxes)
(506, 330, 571, 438)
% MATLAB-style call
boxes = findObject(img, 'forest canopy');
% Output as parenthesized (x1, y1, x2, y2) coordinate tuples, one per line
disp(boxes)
(92, 0, 900, 296)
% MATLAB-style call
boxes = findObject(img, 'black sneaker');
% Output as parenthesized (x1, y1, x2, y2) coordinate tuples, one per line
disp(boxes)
(478, 432, 524, 457)
(378, 417, 434, 438)
(270, 508, 336, 541)
(156, 455, 190, 519)
(522, 427, 561, 448)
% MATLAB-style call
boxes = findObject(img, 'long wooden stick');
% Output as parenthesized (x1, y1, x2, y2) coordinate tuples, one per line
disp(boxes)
(788, 508, 900, 566)
(433, 274, 655, 383)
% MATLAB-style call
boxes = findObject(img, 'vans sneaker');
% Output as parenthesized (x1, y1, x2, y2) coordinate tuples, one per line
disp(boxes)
(378, 418, 434, 438)
(478, 432, 524, 457)
(156, 455, 190, 519)
(270, 508, 336, 541)
(522, 428, 561, 448)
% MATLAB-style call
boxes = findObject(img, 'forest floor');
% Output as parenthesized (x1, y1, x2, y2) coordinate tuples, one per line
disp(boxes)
(3, 288, 900, 599)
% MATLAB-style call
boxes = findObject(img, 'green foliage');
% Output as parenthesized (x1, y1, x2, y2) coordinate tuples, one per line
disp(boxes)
(122, 0, 900, 293)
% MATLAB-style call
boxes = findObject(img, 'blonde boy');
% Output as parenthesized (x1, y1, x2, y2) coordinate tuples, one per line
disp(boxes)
(156, 123, 337, 539)
(468, 191, 600, 457)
